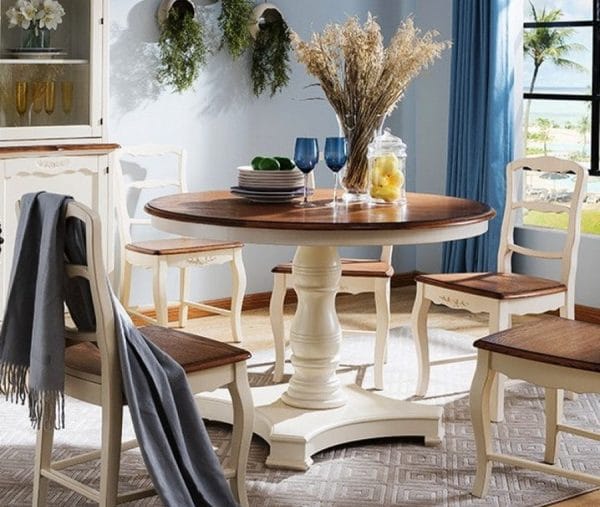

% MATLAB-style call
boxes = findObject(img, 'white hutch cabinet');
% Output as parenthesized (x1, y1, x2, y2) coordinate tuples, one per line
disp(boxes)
(0, 0, 117, 312)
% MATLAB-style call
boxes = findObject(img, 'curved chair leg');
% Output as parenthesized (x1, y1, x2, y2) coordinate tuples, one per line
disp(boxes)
(230, 249, 246, 343)
(179, 267, 189, 328)
(544, 387, 563, 465)
(412, 282, 432, 397)
(470, 350, 495, 498)
(559, 304, 578, 401)
(228, 362, 254, 507)
(33, 423, 55, 506)
(270, 273, 287, 383)
(119, 260, 133, 311)
(153, 257, 169, 326)
(99, 392, 124, 507)
(489, 305, 510, 423)
(373, 278, 391, 390)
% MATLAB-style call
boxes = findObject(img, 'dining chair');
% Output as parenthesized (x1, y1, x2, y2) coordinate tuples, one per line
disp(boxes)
(470, 316, 600, 497)
(270, 245, 393, 389)
(115, 145, 246, 340)
(32, 201, 253, 507)
(411, 156, 587, 421)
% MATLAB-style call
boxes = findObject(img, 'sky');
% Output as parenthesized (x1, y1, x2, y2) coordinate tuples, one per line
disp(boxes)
(523, 0, 593, 91)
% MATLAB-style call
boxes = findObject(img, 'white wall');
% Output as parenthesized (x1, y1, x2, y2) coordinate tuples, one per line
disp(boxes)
(109, 0, 399, 304)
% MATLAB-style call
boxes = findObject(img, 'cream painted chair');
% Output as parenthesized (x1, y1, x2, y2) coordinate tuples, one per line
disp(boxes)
(32, 201, 253, 507)
(270, 246, 393, 389)
(470, 316, 600, 497)
(116, 145, 246, 340)
(411, 156, 587, 420)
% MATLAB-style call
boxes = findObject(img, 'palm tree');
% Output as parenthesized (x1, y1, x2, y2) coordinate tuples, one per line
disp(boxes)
(523, 1, 586, 147)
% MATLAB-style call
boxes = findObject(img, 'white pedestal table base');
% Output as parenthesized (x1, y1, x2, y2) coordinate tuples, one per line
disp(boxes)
(197, 372, 444, 471)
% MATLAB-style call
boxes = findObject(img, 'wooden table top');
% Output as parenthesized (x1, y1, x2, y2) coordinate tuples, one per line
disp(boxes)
(145, 190, 495, 232)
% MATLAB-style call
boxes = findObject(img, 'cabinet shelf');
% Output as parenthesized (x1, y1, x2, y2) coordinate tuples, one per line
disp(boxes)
(0, 59, 89, 65)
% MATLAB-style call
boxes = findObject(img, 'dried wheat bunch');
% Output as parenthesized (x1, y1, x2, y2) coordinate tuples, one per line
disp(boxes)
(292, 15, 449, 191)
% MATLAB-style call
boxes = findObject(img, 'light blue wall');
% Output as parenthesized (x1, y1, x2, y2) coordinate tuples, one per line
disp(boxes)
(400, 0, 453, 273)
(109, 1, 406, 303)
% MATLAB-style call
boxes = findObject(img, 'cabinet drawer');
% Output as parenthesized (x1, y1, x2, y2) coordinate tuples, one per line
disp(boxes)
(4, 156, 100, 178)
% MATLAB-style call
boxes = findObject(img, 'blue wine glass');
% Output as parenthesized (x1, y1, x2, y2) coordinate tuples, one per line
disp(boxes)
(294, 137, 319, 207)
(324, 137, 348, 207)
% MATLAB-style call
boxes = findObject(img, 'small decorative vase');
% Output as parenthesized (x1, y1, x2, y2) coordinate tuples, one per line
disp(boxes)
(22, 25, 51, 49)
(337, 112, 387, 203)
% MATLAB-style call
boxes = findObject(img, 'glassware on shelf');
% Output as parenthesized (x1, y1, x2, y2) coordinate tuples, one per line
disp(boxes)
(324, 137, 348, 207)
(15, 81, 28, 117)
(44, 81, 56, 115)
(32, 82, 46, 114)
(61, 81, 73, 114)
(293, 137, 319, 208)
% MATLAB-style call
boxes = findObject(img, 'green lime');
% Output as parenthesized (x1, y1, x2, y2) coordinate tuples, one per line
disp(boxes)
(274, 157, 295, 170)
(251, 156, 264, 170)
(258, 157, 280, 171)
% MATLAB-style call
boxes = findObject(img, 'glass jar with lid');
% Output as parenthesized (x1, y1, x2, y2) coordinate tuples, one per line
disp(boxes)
(367, 128, 407, 205)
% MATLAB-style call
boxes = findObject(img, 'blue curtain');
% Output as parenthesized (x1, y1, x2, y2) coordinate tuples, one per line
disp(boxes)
(442, 0, 515, 273)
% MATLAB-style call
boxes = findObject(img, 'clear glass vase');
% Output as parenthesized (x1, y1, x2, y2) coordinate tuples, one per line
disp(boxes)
(336, 112, 387, 203)
(22, 25, 51, 49)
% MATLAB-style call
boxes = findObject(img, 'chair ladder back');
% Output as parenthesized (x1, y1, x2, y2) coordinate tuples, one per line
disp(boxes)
(380, 245, 393, 264)
(497, 156, 587, 289)
(65, 202, 119, 386)
(115, 145, 188, 246)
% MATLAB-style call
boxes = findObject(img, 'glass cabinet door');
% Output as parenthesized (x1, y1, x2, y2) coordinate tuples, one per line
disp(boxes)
(0, 0, 103, 141)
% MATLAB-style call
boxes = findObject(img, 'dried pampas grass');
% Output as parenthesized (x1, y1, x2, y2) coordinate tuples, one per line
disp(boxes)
(292, 15, 449, 192)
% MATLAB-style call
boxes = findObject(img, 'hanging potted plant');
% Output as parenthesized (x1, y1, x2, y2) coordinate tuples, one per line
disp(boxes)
(157, 0, 207, 93)
(219, 0, 254, 59)
(250, 3, 291, 97)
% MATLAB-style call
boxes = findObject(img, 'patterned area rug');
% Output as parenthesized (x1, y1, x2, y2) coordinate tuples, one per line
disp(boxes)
(0, 327, 598, 506)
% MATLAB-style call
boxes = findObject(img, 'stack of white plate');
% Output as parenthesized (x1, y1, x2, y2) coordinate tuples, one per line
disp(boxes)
(231, 166, 306, 203)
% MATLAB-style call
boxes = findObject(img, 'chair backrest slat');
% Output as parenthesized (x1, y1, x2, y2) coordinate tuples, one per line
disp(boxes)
(512, 201, 571, 214)
(507, 243, 563, 260)
(64, 202, 119, 384)
(115, 145, 187, 246)
(497, 157, 587, 296)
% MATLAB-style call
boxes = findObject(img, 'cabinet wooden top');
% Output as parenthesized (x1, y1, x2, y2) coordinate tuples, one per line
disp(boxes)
(0, 144, 120, 158)
(145, 190, 495, 231)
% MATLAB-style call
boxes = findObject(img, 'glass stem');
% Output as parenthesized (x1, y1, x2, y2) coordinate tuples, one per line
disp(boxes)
(333, 173, 338, 204)
(304, 173, 309, 205)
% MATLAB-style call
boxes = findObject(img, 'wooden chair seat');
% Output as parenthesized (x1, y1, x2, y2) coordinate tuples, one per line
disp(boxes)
(411, 157, 587, 421)
(116, 145, 247, 335)
(474, 316, 600, 372)
(35, 201, 253, 507)
(470, 316, 600, 497)
(272, 259, 394, 278)
(66, 326, 251, 379)
(415, 272, 566, 300)
(125, 238, 243, 256)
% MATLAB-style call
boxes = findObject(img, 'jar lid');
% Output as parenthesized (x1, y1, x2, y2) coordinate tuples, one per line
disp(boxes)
(368, 128, 407, 157)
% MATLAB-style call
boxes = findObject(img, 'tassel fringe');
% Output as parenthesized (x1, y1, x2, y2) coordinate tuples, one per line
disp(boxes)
(0, 361, 28, 404)
(0, 361, 65, 429)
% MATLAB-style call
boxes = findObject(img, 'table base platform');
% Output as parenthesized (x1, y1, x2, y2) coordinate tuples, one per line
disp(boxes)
(197, 375, 444, 471)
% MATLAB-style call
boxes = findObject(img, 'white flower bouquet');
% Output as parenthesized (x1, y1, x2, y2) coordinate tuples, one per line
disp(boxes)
(6, 0, 65, 48)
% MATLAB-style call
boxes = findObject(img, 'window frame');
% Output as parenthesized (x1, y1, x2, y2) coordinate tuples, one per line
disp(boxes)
(523, 1, 600, 175)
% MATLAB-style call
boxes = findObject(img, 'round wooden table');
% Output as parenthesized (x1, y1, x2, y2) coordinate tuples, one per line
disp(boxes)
(145, 190, 494, 469)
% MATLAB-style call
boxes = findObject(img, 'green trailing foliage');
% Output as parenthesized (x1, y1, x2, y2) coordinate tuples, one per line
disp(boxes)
(219, 0, 254, 59)
(157, 8, 206, 93)
(251, 15, 291, 97)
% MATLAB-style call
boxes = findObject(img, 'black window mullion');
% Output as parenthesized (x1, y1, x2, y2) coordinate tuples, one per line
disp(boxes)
(591, 0, 600, 174)
(524, 1, 599, 175)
